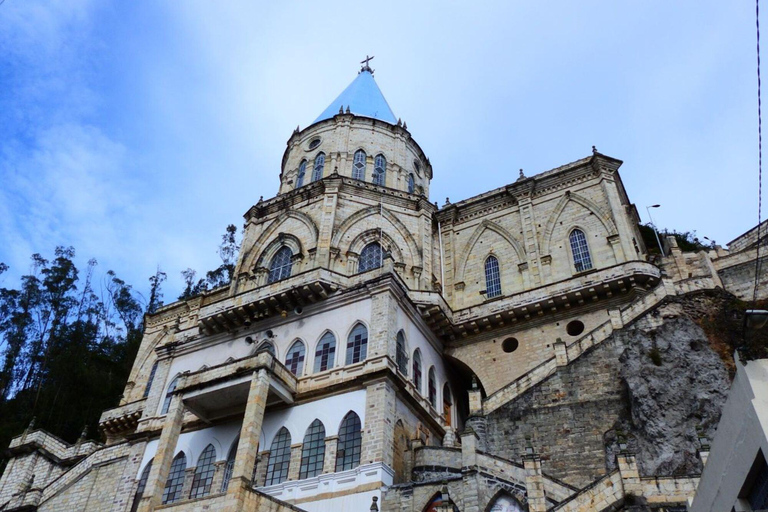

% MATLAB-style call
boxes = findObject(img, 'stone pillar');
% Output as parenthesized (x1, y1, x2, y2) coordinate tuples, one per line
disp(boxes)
(111, 440, 148, 512)
(609, 308, 624, 329)
(616, 451, 642, 497)
(287, 444, 302, 481)
(180, 466, 195, 500)
(316, 180, 340, 267)
(137, 391, 185, 512)
(516, 192, 542, 287)
(369, 293, 399, 363)
(227, 369, 270, 499)
(136, 355, 173, 433)
(210, 461, 226, 496)
(253, 451, 269, 487)
(468, 378, 483, 416)
(361, 379, 397, 467)
(322, 436, 338, 474)
(599, 168, 636, 261)
(523, 453, 547, 512)
(553, 338, 568, 366)
(461, 428, 478, 468)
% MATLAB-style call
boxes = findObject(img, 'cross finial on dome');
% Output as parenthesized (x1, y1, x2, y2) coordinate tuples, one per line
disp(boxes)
(360, 55, 375, 74)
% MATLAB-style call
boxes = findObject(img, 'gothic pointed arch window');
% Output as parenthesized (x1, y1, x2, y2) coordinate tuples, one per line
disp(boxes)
(353, 150, 367, 180)
(130, 459, 152, 512)
(396, 331, 408, 375)
(335, 411, 362, 471)
(346, 323, 368, 365)
(412, 349, 422, 393)
(314, 332, 336, 373)
(285, 340, 306, 376)
(268, 246, 293, 283)
(485, 254, 502, 298)
(143, 361, 158, 399)
(373, 154, 386, 186)
(161, 374, 180, 415)
(312, 152, 325, 182)
(220, 438, 237, 492)
(569, 228, 593, 272)
(358, 242, 382, 273)
(189, 444, 216, 499)
(407, 173, 415, 194)
(443, 383, 453, 428)
(296, 159, 307, 188)
(428, 367, 437, 408)
(162, 452, 187, 504)
(299, 419, 326, 479)
(265, 427, 291, 486)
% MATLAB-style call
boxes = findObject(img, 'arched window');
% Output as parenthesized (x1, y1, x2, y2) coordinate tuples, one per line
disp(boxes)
(265, 427, 291, 486)
(130, 460, 152, 512)
(299, 419, 326, 479)
(443, 383, 453, 428)
(373, 154, 386, 186)
(312, 152, 325, 182)
(162, 452, 187, 504)
(487, 494, 525, 512)
(407, 173, 415, 194)
(336, 412, 362, 472)
(257, 341, 275, 356)
(353, 150, 366, 180)
(346, 323, 368, 365)
(285, 340, 306, 376)
(296, 159, 307, 188)
(358, 242, 382, 273)
(412, 349, 422, 393)
(485, 255, 502, 298)
(314, 332, 336, 373)
(220, 439, 237, 492)
(143, 361, 158, 399)
(396, 331, 408, 375)
(569, 228, 593, 272)
(161, 375, 180, 415)
(268, 246, 293, 284)
(428, 367, 437, 408)
(189, 444, 216, 499)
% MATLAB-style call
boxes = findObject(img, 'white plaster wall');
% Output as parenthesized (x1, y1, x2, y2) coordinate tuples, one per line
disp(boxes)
(300, 489, 379, 512)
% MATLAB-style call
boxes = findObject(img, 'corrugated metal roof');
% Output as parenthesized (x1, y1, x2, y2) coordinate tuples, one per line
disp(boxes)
(313, 70, 397, 125)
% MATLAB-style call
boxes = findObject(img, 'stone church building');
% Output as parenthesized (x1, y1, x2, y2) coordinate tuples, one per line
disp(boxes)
(0, 63, 763, 512)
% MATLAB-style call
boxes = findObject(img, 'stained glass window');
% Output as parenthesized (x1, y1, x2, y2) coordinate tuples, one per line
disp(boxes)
(143, 361, 158, 399)
(396, 331, 408, 375)
(358, 242, 382, 273)
(373, 154, 386, 186)
(312, 153, 325, 182)
(296, 160, 307, 188)
(353, 150, 366, 180)
(268, 246, 293, 284)
(335, 412, 362, 472)
(407, 173, 415, 193)
(485, 255, 502, 298)
(346, 323, 368, 365)
(161, 375, 179, 415)
(412, 349, 422, 393)
(314, 332, 336, 373)
(265, 428, 291, 486)
(299, 419, 326, 479)
(285, 340, 306, 376)
(161, 452, 187, 504)
(130, 460, 152, 512)
(189, 444, 216, 499)
(428, 367, 437, 408)
(569, 229, 593, 272)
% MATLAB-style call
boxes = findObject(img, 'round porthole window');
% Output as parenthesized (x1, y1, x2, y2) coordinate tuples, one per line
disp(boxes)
(308, 138, 321, 150)
(566, 320, 585, 336)
(502, 337, 519, 353)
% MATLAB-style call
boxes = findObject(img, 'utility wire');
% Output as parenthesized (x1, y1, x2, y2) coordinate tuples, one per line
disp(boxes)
(754, 0, 764, 307)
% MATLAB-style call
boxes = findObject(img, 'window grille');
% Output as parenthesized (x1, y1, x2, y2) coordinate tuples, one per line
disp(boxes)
(373, 154, 386, 185)
(161, 375, 179, 415)
(485, 255, 502, 298)
(268, 246, 293, 284)
(412, 349, 422, 393)
(407, 173, 415, 193)
(314, 332, 336, 373)
(285, 340, 306, 376)
(265, 428, 291, 486)
(161, 453, 187, 504)
(130, 460, 152, 512)
(189, 444, 216, 499)
(358, 242, 382, 273)
(353, 150, 366, 180)
(346, 323, 368, 365)
(335, 412, 362, 472)
(299, 420, 326, 479)
(428, 367, 437, 408)
(312, 153, 325, 182)
(569, 229, 593, 272)
(220, 440, 237, 492)
(396, 331, 408, 375)
(143, 361, 158, 399)
(296, 160, 307, 188)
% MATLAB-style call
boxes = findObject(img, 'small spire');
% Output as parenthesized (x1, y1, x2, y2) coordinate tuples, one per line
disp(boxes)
(517, 169, 526, 181)
(294, 125, 299, 134)
(444, 197, 450, 206)
(345, 105, 351, 114)
(370, 496, 379, 512)
(592, 145, 598, 154)
(339, 105, 344, 114)
(403, 121, 407, 129)
(397, 118, 402, 126)
(360, 55, 375, 74)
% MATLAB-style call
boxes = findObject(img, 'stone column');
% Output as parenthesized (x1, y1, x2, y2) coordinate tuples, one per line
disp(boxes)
(516, 192, 542, 287)
(553, 338, 568, 366)
(137, 392, 185, 512)
(361, 379, 397, 467)
(227, 369, 270, 499)
(136, 356, 173, 433)
(460, 428, 478, 468)
(180, 466, 195, 500)
(322, 436, 338, 474)
(253, 451, 269, 487)
(523, 453, 547, 512)
(617, 451, 642, 497)
(210, 461, 226, 496)
(287, 444, 303, 481)
(369, 292, 398, 362)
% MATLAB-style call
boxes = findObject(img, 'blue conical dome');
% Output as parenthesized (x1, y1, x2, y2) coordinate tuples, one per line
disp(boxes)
(313, 70, 397, 125)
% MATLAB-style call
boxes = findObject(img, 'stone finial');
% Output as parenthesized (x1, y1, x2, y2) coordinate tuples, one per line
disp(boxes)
(444, 197, 450, 206)
(397, 118, 402, 126)
(346, 106, 351, 114)
(78, 425, 88, 443)
(339, 105, 344, 114)
(592, 145, 597, 154)
(403, 121, 407, 129)
(294, 125, 299, 134)
(370, 495, 379, 511)
(471, 375, 478, 390)
(517, 168, 526, 181)
(26, 416, 36, 433)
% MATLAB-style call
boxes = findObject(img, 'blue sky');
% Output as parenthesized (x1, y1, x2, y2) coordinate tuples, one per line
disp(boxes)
(0, 1, 759, 302)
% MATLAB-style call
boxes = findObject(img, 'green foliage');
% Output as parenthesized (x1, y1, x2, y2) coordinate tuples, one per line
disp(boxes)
(648, 346, 663, 366)
(0, 248, 145, 473)
(639, 223, 715, 254)
(178, 224, 241, 301)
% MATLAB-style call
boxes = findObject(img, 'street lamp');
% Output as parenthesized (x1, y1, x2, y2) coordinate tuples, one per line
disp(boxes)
(646, 205, 664, 256)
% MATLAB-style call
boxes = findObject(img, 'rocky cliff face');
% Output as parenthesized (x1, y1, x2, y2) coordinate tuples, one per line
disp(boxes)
(485, 290, 739, 487)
